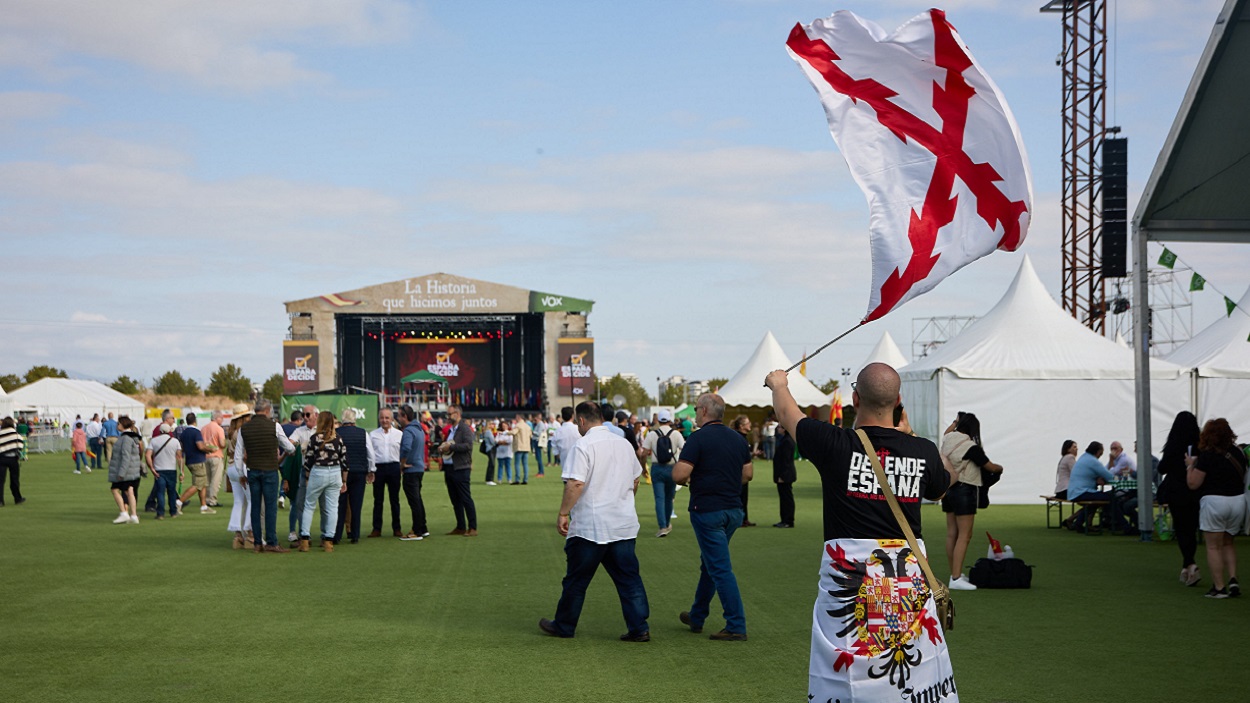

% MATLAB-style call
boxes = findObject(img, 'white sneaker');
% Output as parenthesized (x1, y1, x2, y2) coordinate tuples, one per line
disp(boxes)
(85, 467, 92, 473)
(278, 496, 286, 508)
(670, 512, 678, 520)
(175, 499, 183, 511)
(949, 575, 978, 591)
(201, 506, 216, 515)
(112, 512, 130, 524)
(129, 514, 140, 524)
(288, 531, 298, 543)
(486, 481, 497, 486)
(73, 470, 82, 474)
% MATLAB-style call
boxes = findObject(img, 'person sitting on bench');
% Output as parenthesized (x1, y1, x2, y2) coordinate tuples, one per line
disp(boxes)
(1063, 442, 1115, 531)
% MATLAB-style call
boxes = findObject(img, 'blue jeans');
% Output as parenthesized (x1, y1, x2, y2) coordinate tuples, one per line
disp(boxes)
(552, 537, 649, 637)
(497, 457, 512, 483)
(249, 470, 281, 546)
(533, 440, 544, 475)
(688, 508, 746, 634)
(301, 467, 341, 539)
(651, 464, 676, 529)
(88, 438, 104, 468)
(762, 436, 775, 460)
(288, 469, 306, 534)
(155, 470, 179, 517)
(73, 452, 90, 471)
(515, 452, 529, 482)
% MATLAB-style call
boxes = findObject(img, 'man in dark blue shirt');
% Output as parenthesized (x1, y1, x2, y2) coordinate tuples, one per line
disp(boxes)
(176, 413, 218, 515)
(671, 393, 753, 641)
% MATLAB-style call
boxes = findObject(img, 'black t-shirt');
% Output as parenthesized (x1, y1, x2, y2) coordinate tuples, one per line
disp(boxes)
(1195, 449, 1247, 497)
(679, 422, 751, 513)
(795, 418, 949, 541)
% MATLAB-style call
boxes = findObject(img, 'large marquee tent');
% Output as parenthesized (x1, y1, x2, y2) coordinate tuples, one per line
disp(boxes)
(1165, 286, 1250, 434)
(6, 378, 144, 425)
(718, 331, 831, 408)
(898, 256, 1191, 504)
(0, 383, 12, 419)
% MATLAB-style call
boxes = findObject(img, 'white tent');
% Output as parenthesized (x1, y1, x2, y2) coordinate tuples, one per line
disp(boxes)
(0, 383, 11, 419)
(718, 331, 831, 408)
(1166, 286, 1250, 433)
(862, 331, 908, 371)
(7, 378, 144, 425)
(899, 256, 1192, 504)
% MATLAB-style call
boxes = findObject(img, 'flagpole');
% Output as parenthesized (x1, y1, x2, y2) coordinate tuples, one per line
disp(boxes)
(778, 321, 867, 376)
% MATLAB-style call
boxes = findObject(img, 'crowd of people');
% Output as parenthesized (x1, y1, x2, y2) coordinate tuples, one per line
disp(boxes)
(1052, 411, 1249, 599)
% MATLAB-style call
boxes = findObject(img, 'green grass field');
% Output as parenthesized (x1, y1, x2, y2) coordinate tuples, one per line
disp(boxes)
(0, 451, 1243, 702)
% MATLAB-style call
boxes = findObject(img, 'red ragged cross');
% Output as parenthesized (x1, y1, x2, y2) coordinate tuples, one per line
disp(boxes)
(787, 10, 1028, 321)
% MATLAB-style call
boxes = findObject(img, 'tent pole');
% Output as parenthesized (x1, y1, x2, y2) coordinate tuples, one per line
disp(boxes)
(1133, 225, 1153, 540)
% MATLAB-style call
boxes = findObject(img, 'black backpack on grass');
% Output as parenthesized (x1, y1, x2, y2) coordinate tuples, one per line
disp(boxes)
(969, 557, 1033, 588)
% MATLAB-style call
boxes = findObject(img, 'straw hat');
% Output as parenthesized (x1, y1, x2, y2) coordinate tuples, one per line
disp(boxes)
(231, 403, 254, 419)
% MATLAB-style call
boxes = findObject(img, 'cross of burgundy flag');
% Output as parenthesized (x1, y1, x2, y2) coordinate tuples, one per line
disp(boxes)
(787, 9, 1032, 322)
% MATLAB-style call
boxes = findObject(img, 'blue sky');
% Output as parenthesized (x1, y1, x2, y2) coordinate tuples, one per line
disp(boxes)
(0, 0, 1239, 394)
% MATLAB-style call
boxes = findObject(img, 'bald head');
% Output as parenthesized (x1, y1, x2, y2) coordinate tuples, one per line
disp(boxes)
(855, 363, 901, 415)
(695, 393, 725, 424)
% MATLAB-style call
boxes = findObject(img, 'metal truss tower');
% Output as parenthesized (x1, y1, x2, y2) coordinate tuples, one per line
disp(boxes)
(1041, 0, 1109, 333)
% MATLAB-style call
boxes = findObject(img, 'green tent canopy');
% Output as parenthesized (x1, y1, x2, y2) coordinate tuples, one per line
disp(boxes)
(673, 404, 695, 419)
(400, 370, 449, 385)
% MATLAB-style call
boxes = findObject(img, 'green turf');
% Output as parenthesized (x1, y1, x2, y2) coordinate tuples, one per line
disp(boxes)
(0, 451, 1243, 702)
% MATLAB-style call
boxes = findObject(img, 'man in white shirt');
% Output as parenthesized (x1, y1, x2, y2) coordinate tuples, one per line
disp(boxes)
(366, 408, 402, 539)
(86, 414, 104, 470)
(146, 424, 182, 520)
(552, 406, 581, 468)
(1107, 441, 1137, 478)
(284, 406, 318, 542)
(539, 401, 650, 641)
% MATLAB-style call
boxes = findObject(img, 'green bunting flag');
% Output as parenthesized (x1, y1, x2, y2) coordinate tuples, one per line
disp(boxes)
(1190, 272, 1206, 292)
(1158, 248, 1178, 269)
(1227, 297, 1237, 317)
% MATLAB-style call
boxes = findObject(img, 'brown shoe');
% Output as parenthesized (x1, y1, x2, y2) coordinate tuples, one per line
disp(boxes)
(367, 530, 382, 538)
(464, 529, 478, 537)
(232, 534, 245, 550)
(298, 538, 310, 553)
(393, 529, 404, 537)
(708, 630, 747, 641)
(446, 528, 467, 536)
(323, 540, 334, 553)
(264, 544, 290, 554)
(253, 544, 264, 554)
(679, 611, 702, 634)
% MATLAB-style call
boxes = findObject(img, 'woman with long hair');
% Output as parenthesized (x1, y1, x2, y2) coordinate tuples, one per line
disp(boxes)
(941, 411, 1003, 591)
(107, 416, 144, 524)
(1054, 439, 1077, 500)
(1186, 418, 1247, 598)
(299, 410, 347, 553)
(495, 420, 513, 485)
(226, 404, 253, 549)
(731, 415, 756, 527)
(1158, 411, 1202, 586)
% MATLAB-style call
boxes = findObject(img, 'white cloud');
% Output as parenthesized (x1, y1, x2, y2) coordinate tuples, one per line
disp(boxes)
(0, 91, 77, 123)
(0, 0, 417, 90)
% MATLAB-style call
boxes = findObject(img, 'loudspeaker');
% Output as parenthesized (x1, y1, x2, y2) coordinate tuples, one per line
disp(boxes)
(1101, 137, 1128, 278)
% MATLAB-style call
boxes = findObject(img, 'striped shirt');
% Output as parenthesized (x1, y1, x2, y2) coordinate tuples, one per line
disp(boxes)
(0, 427, 26, 456)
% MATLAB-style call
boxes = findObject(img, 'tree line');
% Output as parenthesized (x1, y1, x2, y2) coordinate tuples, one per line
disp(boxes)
(0, 365, 283, 404)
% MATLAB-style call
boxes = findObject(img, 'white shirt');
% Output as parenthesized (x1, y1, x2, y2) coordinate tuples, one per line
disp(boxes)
(604, 422, 625, 438)
(1108, 451, 1137, 478)
(289, 424, 316, 453)
(495, 430, 513, 459)
(762, 420, 778, 439)
(562, 425, 642, 544)
(86, 421, 103, 439)
(148, 434, 181, 472)
(642, 424, 686, 465)
(553, 420, 581, 460)
(370, 426, 403, 466)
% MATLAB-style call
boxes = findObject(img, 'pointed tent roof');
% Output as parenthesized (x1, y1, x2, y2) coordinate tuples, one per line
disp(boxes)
(718, 331, 831, 407)
(7, 378, 144, 420)
(901, 256, 1185, 380)
(862, 331, 908, 371)
(1166, 286, 1250, 377)
(1135, 0, 1250, 242)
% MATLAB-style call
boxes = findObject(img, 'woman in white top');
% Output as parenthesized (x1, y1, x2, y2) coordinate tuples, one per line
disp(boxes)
(225, 404, 254, 549)
(1054, 439, 1077, 499)
(495, 420, 514, 484)
(940, 412, 1003, 591)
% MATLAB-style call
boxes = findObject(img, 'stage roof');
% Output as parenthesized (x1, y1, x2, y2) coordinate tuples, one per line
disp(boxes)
(286, 272, 594, 316)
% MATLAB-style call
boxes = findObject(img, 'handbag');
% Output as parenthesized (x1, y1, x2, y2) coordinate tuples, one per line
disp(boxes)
(969, 557, 1033, 588)
(978, 466, 1002, 509)
(855, 429, 954, 631)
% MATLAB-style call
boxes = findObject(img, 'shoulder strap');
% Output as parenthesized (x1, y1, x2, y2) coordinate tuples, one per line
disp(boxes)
(855, 428, 943, 590)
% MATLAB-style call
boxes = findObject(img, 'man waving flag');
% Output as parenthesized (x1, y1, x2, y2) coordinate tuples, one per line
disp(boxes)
(787, 9, 1032, 322)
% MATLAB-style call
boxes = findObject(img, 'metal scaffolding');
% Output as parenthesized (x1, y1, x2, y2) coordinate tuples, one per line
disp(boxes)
(1041, 0, 1108, 333)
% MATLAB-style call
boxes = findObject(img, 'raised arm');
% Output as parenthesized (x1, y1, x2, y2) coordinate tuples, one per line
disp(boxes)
(764, 370, 804, 438)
